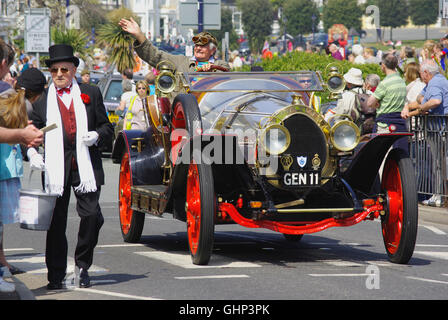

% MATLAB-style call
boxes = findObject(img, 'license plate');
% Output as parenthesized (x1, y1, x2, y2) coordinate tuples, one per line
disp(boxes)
(282, 171, 321, 187)
(108, 113, 119, 124)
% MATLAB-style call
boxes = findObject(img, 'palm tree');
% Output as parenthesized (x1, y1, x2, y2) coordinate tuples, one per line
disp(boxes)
(51, 27, 89, 57)
(96, 7, 140, 73)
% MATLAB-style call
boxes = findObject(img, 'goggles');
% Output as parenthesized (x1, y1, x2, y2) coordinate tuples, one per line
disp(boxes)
(192, 35, 211, 45)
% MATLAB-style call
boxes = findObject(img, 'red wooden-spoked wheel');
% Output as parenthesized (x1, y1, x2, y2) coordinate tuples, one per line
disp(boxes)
(381, 148, 418, 264)
(119, 152, 144, 242)
(186, 161, 215, 265)
(169, 94, 214, 264)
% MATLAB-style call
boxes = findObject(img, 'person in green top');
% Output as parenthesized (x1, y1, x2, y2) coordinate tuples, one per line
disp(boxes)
(118, 17, 230, 74)
(367, 53, 409, 154)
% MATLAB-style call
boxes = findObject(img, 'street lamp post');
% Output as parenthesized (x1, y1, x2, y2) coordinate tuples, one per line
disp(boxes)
(282, 10, 287, 53)
(312, 13, 316, 43)
(198, 0, 204, 32)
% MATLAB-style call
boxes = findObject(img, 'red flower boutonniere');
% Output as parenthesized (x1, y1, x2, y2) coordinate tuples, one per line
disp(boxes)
(81, 93, 91, 104)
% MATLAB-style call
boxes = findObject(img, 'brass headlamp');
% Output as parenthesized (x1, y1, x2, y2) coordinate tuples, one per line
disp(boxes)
(155, 60, 177, 95)
(326, 66, 345, 100)
(259, 124, 291, 155)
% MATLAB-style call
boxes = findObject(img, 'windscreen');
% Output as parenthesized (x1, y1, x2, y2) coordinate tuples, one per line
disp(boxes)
(186, 71, 323, 93)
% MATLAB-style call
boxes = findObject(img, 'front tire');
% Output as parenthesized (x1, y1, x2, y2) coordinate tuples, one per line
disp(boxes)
(381, 148, 418, 264)
(186, 162, 215, 265)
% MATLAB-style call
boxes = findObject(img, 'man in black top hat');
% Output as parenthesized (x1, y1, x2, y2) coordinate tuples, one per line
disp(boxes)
(27, 44, 113, 289)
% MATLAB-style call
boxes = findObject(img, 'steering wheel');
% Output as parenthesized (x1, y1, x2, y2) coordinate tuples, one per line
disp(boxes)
(197, 64, 230, 72)
(210, 64, 229, 72)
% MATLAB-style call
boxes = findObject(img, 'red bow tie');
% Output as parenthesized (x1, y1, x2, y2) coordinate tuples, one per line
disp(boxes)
(57, 87, 71, 96)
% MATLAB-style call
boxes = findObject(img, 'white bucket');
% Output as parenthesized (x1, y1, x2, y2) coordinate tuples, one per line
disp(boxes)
(18, 171, 58, 231)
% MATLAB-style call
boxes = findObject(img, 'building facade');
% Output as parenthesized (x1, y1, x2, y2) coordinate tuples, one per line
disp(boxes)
(0, 0, 28, 42)
(126, 0, 178, 41)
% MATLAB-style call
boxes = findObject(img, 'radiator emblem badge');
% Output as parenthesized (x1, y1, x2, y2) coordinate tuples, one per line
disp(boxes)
(280, 155, 293, 171)
(312, 154, 321, 170)
(297, 156, 307, 168)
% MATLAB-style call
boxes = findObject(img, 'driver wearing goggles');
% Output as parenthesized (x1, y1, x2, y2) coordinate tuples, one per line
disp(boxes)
(119, 18, 229, 74)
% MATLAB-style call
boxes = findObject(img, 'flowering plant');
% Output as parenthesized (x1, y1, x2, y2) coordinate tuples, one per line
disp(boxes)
(81, 93, 91, 104)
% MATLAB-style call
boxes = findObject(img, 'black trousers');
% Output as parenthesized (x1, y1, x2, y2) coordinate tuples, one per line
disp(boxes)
(45, 168, 104, 284)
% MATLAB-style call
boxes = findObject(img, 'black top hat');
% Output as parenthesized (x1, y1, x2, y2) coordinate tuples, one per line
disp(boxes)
(44, 44, 79, 68)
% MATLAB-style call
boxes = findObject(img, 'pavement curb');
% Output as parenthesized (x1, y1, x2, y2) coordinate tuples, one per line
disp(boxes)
(12, 275, 36, 300)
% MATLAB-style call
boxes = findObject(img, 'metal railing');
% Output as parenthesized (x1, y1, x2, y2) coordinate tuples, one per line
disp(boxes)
(409, 115, 448, 207)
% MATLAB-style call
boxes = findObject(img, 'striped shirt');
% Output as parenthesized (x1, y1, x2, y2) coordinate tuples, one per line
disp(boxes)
(373, 72, 407, 116)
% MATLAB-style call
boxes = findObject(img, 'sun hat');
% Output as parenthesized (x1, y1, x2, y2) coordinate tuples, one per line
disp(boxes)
(343, 68, 363, 86)
(352, 44, 363, 56)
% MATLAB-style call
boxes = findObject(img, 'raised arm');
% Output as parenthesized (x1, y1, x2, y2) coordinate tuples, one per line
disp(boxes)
(119, 18, 146, 45)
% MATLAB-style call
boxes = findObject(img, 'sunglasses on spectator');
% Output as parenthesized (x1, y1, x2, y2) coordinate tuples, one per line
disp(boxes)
(50, 67, 70, 74)
(192, 36, 210, 45)
(299, 79, 312, 83)
(137, 87, 147, 90)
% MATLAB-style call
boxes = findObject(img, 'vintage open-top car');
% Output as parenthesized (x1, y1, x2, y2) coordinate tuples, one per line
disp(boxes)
(112, 62, 418, 265)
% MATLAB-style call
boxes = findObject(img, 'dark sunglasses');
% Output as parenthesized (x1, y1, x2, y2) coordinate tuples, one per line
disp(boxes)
(50, 67, 70, 74)
(192, 36, 210, 45)
(137, 87, 146, 90)
(299, 79, 312, 83)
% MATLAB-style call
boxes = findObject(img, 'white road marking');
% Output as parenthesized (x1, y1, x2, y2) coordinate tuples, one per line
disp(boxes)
(4, 248, 34, 252)
(414, 251, 448, 260)
(64, 276, 118, 288)
(7, 254, 108, 274)
(309, 273, 370, 277)
(366, 261, 401, 267)
(407, 276, 448, 285)
(422, 225, 447, 235)
(318, 259, 364, 267)
(135, 251, 262, 269)
(174, 275, 250, 280)
(97, 244, 145, 248)
(72, 287, 161, 300)
(416, 244, 448, 248)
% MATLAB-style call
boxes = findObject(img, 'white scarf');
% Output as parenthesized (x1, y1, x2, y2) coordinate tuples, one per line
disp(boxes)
(45, 80, 97, 196)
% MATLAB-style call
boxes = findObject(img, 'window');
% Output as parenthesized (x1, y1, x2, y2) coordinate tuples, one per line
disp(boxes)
(104, 80, 123, 101)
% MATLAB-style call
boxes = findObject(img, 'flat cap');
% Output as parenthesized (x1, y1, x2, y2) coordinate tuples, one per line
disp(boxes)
(192, 31, 218, 46)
